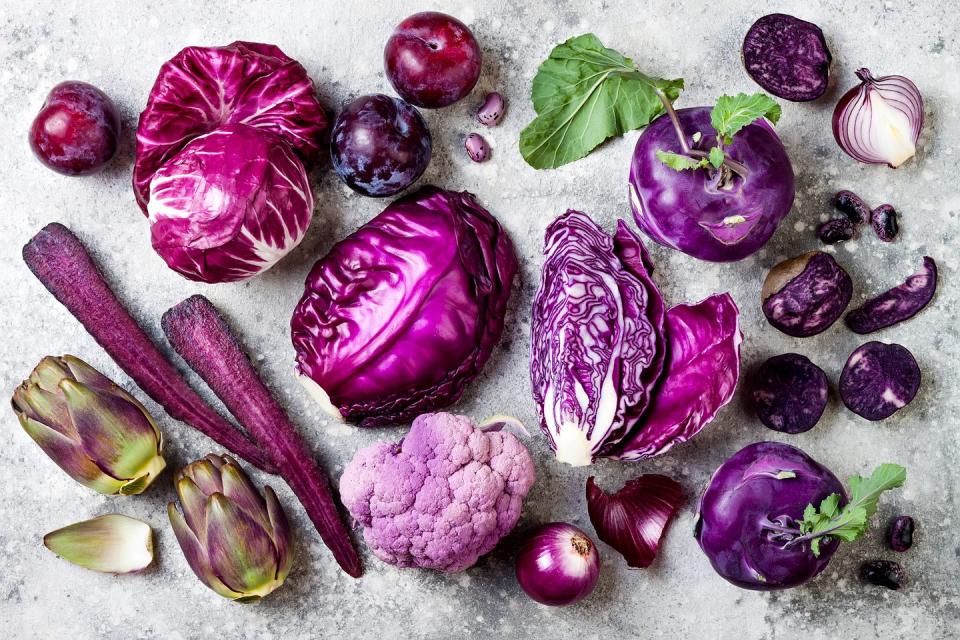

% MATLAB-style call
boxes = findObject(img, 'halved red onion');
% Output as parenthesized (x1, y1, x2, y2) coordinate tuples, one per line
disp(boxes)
(586, 475, 684, 569)
(832, 68, 923, 168)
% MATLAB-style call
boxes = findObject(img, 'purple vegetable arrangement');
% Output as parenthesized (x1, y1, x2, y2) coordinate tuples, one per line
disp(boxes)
(530, 210, 742, 466)
(15, 5, 943, 609)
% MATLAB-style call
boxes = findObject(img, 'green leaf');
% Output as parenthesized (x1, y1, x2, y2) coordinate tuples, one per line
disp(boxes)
(520, 33, 683, 169)
(655, 150, 708, 171)
(799, 464, 906, 552)
(44, 514, 153, 573)
(818, 493, 840, 518)
(710, 93, 781, 144)
(709, 146, 725, 168)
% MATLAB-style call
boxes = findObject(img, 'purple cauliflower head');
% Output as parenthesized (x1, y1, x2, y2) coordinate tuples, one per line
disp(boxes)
(340, 413, 535, 572)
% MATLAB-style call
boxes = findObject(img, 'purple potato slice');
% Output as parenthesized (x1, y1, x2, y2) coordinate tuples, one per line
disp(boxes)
(762, 252, 853, 337)
(742, 14, 832, 102)
(839, 342, 920, 421)
(752, 353, 828, 433)
(845, 257, 937, 334)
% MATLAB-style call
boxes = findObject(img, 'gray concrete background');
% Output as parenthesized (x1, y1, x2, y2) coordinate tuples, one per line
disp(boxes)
(1, 1, 957, 638)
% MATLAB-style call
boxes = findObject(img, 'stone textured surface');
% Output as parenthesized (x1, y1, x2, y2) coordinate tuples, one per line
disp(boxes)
(1, 1, 957, 638)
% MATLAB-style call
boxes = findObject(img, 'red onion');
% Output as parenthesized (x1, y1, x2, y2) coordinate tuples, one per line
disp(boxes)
(515, 523, 600, 606)
(832, 68, 923, 168)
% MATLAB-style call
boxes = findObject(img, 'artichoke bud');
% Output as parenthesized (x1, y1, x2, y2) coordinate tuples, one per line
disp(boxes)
(168, 454, 293, 602)
(11, 355, 166, 495)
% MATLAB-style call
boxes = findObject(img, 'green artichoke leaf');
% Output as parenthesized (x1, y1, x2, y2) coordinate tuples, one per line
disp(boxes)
(43, 514, 153, 573)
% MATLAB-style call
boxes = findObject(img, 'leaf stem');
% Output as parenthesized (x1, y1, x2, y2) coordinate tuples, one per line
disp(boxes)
(655, 90, 751, 178)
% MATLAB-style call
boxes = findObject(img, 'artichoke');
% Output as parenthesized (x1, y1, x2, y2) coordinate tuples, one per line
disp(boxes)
(11, 355, 166, 495)
(168, 454, 293, 602)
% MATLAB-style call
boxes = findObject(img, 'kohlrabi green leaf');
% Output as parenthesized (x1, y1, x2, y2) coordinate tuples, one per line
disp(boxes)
(711, 93, 782, 144)
(708, 146, 725, 168)
(800, 463, 906, 557)
(655, 150, 708, 171)
(43, 514, 154, 573)
(520, 33, 683, 169)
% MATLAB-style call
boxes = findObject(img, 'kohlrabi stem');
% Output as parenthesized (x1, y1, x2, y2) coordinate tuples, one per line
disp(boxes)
(657, 91, 691, 154)
(656, 91, 751, 178)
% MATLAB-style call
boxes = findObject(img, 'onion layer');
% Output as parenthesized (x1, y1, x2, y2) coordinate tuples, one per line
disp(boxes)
(832, 68, 923, 168)
(515, 523, 600, 606)
(586, 475, 684, 568)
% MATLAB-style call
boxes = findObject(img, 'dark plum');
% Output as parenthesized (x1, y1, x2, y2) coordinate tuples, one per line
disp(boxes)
(845, 257, 937, 334)
(860, 560, 906, 590)
(871, 204, 899, 242)
(742, 14, 832, 102)
(761, 252, 853, 337)
(833, 190, 871, 225)
(384, 12, 482, 109)
(29, 81, 121, 176)
(888, 516, 914, 552)
(839, 342, 920, 421)
(330, 94, 431, 197)
(752, 353, 828, 434)
(817, 218, 855, 244)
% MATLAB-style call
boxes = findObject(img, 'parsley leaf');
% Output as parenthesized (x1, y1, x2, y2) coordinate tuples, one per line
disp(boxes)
(799, 464, 906, 557)
(520, 34, 684, 169)
(710, 93, 782, 144)
(655, 150, 709, 171)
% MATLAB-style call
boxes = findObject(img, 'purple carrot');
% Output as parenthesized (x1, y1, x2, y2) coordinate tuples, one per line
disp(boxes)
(161, 295, 363, 578)
(22, 223, 274, 473)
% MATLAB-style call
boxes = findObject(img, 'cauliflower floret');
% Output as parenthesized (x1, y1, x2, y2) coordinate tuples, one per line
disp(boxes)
(340, 413, 535, 572)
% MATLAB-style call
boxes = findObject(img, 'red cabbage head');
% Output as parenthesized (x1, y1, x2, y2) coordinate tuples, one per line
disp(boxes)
(291, 187, 517, 427)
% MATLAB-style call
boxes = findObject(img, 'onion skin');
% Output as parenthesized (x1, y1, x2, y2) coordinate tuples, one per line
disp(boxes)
(515, 523, 600, 606)
(832, 68, 923, 168)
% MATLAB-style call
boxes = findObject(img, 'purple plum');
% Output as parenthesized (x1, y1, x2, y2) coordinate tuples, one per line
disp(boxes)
(330, 94, 431, 197)
(29, 81, 121, 176)
(384, 12, 482, 109)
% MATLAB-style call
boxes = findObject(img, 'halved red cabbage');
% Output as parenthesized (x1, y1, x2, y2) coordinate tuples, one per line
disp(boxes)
(134, 41, 327, 211)
(530, 212, 741, 466)
(612, 293, 742, 461)
(291, 187, 517, 427)
(586, 475, 684, 569)
(839, 342, 920, 421)
(148, 125, 313, 283)
(529, 212, 666, 466)
(845, 257, 937, 334)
